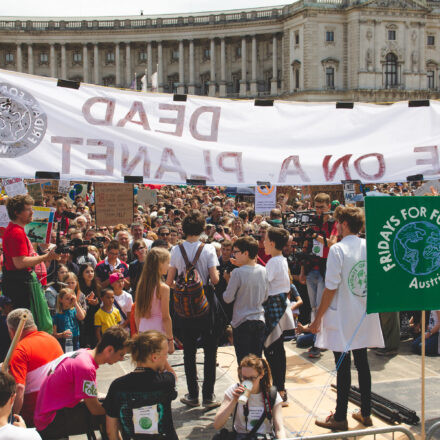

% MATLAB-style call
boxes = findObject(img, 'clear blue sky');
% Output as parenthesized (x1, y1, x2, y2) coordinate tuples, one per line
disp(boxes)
(3, 0, 289, 17)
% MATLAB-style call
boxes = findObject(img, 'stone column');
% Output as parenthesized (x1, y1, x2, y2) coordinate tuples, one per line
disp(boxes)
(177, 40, 185, 94)
(115, 43, 121, 86)
(94, 43, 100, 84)
(188, 39, 195, 95)
(125, 42, 132, 88)
(83, 44, 89, 83)
(271, 34, 278, 95)
(219, 37, 227, 97)
(61, 43, 67, 79)
(157, 41, 164, 92)
(28, 44, 34, 75)
(240, 37, 247, 97)
(16, 44, 23, 73)
(250, 35, 257, 95)
(147, 42, 153, 91)
(209, 38, 216, 96)
(50, 43, 56, 78)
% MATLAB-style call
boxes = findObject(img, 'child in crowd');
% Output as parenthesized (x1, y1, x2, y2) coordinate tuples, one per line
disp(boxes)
(94, 288, 121, 342)
(53, 288, 86, 352)
(109, 272, 133, 332)
(263, 227, 295, 407)
(223, 236, 268, 363)
(135, 248, 174, 354)
(103, 331, 178, 440)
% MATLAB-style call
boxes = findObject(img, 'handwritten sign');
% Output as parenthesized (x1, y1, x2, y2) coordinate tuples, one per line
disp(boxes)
(95, 183, 134, 227)
(27, 183, 43, 206)
(3, 178, 27, 197)
(40, 180, 59, 197)
(255, 185, 277, 215)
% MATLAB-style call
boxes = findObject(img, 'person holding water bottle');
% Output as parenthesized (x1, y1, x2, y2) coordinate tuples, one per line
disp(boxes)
(213, 354, 285, 439)
(52, 288, 85, 352)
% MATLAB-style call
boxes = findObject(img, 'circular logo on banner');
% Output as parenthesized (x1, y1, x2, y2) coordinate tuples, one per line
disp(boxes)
(0, 83, 47, 158)
(139, 417, 152, 430)
(348, 260, 367, 297)
(256, 185, 275, 196)
(393, 221, 440, 276)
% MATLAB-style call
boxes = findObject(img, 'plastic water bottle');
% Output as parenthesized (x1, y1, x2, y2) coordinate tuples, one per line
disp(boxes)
(65, 336, 73, 353)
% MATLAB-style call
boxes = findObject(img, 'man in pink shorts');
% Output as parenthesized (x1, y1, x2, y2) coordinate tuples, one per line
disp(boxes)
(34, 327, 129, 439)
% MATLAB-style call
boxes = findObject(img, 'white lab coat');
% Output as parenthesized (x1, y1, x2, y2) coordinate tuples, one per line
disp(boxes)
(315, 235, 384, 352)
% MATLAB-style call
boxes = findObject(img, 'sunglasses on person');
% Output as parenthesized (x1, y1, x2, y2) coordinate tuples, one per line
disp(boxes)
(160, 232, 170, 236)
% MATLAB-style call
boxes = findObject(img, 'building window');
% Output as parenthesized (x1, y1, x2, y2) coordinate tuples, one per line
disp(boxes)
(326, 31, 334, 42)
(139, 51, 147, 62)
(388, 30, 396, 41)
(203, 47, 211, 60)
(39, 52, 48, 64)
(171, 48, 179, 62)
(326, 67, 334, 89)
(235, 46, 241, 59)
(384, 52, 398, 88)
(167, 73, 178, 94)
(295, 69, 300, 89)
(427, 70, 435, 89)
(295, 32, 300, 45)
(427, 35, 435, 46)
(103, 75, 115, 86)
(200, 72, 210, 95)
(5, 52, 14, 64)
(106, 51, 115, 64)
(73, 52, 82, 64)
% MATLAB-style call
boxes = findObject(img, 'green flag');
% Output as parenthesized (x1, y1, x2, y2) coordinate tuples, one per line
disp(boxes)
(366, 196, 440, 313)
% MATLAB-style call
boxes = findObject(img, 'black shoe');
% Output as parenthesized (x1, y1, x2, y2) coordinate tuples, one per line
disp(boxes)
(202, 395, 221, 409)
(180, 394, 200, 407)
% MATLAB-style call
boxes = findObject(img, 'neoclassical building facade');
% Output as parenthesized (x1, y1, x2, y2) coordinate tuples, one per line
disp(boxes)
(1, 0, 440, 102)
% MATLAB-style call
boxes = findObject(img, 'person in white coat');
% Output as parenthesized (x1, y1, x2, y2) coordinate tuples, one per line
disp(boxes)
(307, 206, 384, 431)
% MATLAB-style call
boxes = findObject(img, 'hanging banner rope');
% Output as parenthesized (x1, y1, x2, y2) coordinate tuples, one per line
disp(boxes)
(1, 69, 440, 185)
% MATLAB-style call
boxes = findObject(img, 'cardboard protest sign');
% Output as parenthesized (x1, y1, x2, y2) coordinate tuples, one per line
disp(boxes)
(95, 183, 134, 227)
(40, 180, 59, 197)
(27, 183, 43, 206)
(24, 206, 55, 244)
(137, 188, 157, 206)
(3, 178, 27, 197)
(366, 197, 440, 313)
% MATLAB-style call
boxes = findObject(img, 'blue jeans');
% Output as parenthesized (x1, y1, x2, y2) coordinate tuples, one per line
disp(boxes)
(233, 320, 265, 364)
(306, 269, 325, 315)
(296, 332, 315, 348)
(412, 332, 439, 355)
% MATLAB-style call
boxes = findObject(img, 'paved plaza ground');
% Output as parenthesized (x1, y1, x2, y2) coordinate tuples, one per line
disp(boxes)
(75, 338, 440, 440)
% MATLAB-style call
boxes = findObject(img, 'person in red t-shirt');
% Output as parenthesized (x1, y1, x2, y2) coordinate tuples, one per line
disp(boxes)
(6, 309, 63, 427)
(2, 195, 59, 309)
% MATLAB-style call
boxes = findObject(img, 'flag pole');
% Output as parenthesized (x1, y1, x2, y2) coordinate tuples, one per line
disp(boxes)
(421, 309, 426, 439)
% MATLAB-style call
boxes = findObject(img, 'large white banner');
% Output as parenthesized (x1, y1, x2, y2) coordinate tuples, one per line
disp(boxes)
(1, 69, 440, 185)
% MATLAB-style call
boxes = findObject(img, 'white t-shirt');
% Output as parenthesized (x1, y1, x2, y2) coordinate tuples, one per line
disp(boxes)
(224, 384, 282, 435)
(0, 424, 41, 440)
(266, 255, 290, 296)
(113, 290, 133, 323)
(170, 240, 219, 286)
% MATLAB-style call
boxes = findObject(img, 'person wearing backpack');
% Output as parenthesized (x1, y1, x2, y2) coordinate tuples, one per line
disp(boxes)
(166, 210, 220, 409)
(213, 354, 286, 439)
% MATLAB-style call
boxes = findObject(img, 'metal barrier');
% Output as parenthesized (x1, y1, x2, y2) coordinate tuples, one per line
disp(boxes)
(284, 426, 416, 440)
(427, 421, 440, 440)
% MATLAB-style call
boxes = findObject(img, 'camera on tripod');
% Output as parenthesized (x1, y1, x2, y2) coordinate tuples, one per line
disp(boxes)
(55, 236, 106, 255)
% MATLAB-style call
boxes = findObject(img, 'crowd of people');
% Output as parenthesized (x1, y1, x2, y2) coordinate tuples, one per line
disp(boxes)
(0, 180, 438, 440)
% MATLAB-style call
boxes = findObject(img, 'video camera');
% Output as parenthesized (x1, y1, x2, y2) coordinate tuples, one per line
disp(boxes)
(283, 210, 332, 264)
(55, 236, 106, 255)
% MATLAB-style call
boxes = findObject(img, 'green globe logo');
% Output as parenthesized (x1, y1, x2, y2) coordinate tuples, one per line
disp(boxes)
(313, 245, 321, 254)
(139, 417, 152, 430)
(393, 221, 440, 276)
(348, 260, 367, 297)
